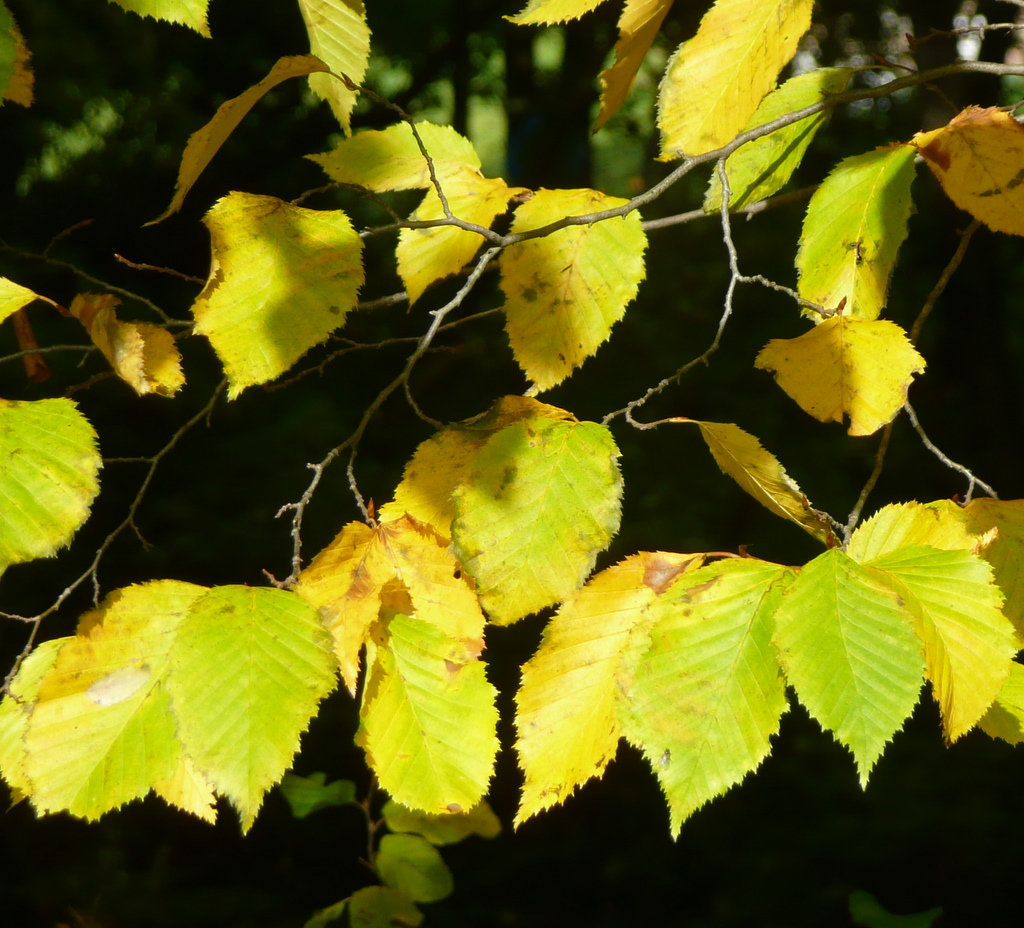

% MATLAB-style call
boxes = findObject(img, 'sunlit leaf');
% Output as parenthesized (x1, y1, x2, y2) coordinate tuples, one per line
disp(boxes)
(796, 144, 917, 320)
(107, 0, 210, 35)
(693, 419, 837, 543)
(848, 500, 991, 563)
(164, 585, 337, 832)
(0, 276, 43, 324)
(0, 3, 33, 105)
(149, 55, 329, 223)
(501, 187, 646, 390)
(376, 833, 454, 903)
(0, 398, 101, 577)
(192, 191, 363, 398)
(382, 798, 501, 845)
(704, 68, 853, 212)
(911, 106, 1024, 237)
(755, 316, 925, 436)
(595, 0, 673, 131)
(70, 293, 185, 397)
(453, 416, 623, 624)
(658, 0, 813, 157)
(506, 0, 608, 25)
(773, 548, 924, 785)
(153, 753, 217, 823)
(965, 498, 1024, 636)
(980, 662, 1024, 745)
(297, 0, 370, 134)
(620, 558, 792, 834)
(515, 552, 705, 825)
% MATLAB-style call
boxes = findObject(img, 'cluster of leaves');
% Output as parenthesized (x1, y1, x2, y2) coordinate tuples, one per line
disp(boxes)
(3, 0, 1024, 904)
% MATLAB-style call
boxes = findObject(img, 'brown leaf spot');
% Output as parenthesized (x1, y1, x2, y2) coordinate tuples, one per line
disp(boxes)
(642, 552, 698, 595)
(920, 139, 950, 172)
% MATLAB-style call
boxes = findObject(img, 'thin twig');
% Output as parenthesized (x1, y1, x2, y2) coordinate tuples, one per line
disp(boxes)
(843, 420, 896, 543)
(903, 401, 997, 502)
(909, 219, 980, 345)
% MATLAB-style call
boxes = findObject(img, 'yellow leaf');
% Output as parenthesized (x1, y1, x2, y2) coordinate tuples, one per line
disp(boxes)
(506, 0, 609, 25)
(70, 293, 185, 397)
(153, 753, 217, 823)
(148, 55, 330, 224)
(295, 516, 487, 694)
(0, 6, 33, 106)
(848, 500, 993, 563)
(298, 0, 370, 134)
(980, 661, 1024, 745)
(657, 0, 813, 158)
(594, 0, 673, 131)
(755, 316, 925, 436)
(309, 121, 483, 192)
(379, 395, 572, 534)
(911, 106, 1024, 237)
(501, 188, 646, 391)
(0, 275, 43, 323)
(108, 0, 211, 36)
(694, 420, 837, 544)
(397, 171, 528, 304)
(965, 498, 1024, 638)
(515, 552, 705, 825)
(192, 191, 363, 398)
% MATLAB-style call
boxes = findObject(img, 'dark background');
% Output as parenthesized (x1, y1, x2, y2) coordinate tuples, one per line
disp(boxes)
(2, 0, 1024, 925)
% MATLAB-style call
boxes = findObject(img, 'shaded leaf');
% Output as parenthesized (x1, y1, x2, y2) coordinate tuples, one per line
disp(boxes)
(149, 55, 329, 223)
(965, 498, 1024, 637)
(348, 886, 422, 928)
(911, 106, 1024, 237)
(595, 0, 673, 131)
(298, 0, 370, 134)
(501, 187, 646, 390)
(192, 191, 363, 398)
(70, 293, 185, 397)
(772, 548, 924, 785)
(0, 398, 101, 577)
(515, 552, 705, 824)
(620, 558, 792, 834)
(280, 772, 356, 818)
(164, 585, 337, 831)
(0, 4, 33, 105)
(755, 316, 925, 436)
(849, 890, 943, 928)
(979, 662, 1024, 745)
(376, 833, 454, 903)
(303, 899, 348, 928)
(704, 67, 853, 212)
(453, 416, 623, 624)
(382, 798, 501, 845)
(796, 144, 917, 320)
(658, 0, 813, 157)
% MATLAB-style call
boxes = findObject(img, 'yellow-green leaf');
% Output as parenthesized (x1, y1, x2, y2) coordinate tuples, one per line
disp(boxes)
(796, 144, 917, 320)
(298, 0, 370, 134)
(911, 106, 1024, 237)
(357, 613, 498, 815)
(164, 585, 337, 832)
(452, 416, 623, 624)
(309, 121, 482, 192)
(980, 662, 1024, 745)
(772, 548, 924, 785)
(694, 420, 837, 544)
(347, 887, 422, 928)
(965, 498, 1024, 637)
(704, 67, 853, 212)
(0, 275, 43, 324)
(382, 798, 501, 845)
(866, 546, 1014, 742)
(376, 833, 453, 903)
(619, 558, 792, 834)
(0, 398, 101, 577)
(515, 552, 705, 825)
(657, 0, 813, 158)
(379, 395, 571, 535)
(22, 581, 206, 819)
(501, 188, 646, 391)
(149, 55, 329, 224)
(848, 500, 991, 563)
(397, 171, 527, 304)
(153, 754, 217, 823)
(0, 4, 33, 106)
(191, 191, 363, 398)
(595, 0, 673, 132)
(70, 293, 184, 397)
(108, 0, 210, 35)
(506, 0, 608, 25)
(754, 316, 925, 436)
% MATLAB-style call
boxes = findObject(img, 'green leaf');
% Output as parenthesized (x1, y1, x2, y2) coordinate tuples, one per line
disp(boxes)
(192, 192, 364, 398)
(619, 558, 792, 834)
(772, 549, 924, 784)
(0, 398, 102, 578)
(0, 3, 33, 106)
(848, 500, 988, 563)
(357, 614, 498, 814)
(704, 67, 853, 212)
(500, 187, 646, 391)
(348, 886, 422, 928)
(452, 416, 623, 624)
(382, 798, 501, 845)
(303, 899, 348, 928)
(107, 0, 211, 37)
(849, 890, 943, 928)
(796, 144, 917, 319)
(376, 833, 454, 903)
(164, 585, 338, 831)
(297, 0, 370, 134)
(279, 772, 356, 818)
